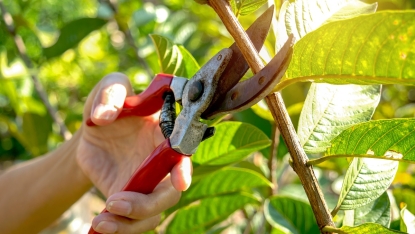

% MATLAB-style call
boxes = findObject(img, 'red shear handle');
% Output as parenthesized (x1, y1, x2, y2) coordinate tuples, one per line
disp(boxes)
(86, 74, 174, 126)
(88, 139, 187, 234)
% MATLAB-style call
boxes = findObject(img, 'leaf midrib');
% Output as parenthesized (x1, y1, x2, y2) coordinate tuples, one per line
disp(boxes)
(275, 75, 412, 91)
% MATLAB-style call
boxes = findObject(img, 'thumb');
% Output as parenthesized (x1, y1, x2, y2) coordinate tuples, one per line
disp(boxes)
(86, 73, 133, 126)
(170, 156, 193, 191)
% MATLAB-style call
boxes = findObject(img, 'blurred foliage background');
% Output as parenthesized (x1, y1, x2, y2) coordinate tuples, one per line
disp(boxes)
(1, 0, 415, 232)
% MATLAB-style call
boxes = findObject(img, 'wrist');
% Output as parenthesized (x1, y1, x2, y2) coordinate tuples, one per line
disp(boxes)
(61, 128, 93, 189)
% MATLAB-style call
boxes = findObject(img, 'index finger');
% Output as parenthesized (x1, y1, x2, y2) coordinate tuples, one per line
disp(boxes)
(105, 177, 181, 220)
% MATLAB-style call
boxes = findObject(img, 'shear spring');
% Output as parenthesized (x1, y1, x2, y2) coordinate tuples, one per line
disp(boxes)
(159, 92, 176, 139)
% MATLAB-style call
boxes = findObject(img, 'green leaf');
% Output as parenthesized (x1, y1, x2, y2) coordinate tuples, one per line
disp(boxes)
(150, 34, 199, 77)
(230, 0, 268, 17)
(335, 157, 398, 210)
(166, 193, 259, 234)
(343, 192, 391, 227)
(284, 0, 376, 39)
(325, 1, 378, 23)
(278, 0, 377, 50)
(298, 84, 380, 153)
(283, 0, 380, 154)
(264, 196, 319, 234)
(0, 80, 21, 114)
(192, 121, 271, 165)
(22, 112, 52, 156)
(279, 11, 415, 90)
(400, 203, 415, 233)
(172, 167, 271, 212)
(327, 119, 415, 161)
(43, 18, 107, 59)
(340, 223, 406, 234)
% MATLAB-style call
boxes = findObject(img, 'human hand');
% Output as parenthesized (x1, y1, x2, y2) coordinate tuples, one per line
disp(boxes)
(76, 73, 192, 233)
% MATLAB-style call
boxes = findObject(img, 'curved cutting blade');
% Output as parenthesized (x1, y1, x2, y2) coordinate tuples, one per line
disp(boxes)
(204, 35, 295, 119)
(202, 5, 274, 119)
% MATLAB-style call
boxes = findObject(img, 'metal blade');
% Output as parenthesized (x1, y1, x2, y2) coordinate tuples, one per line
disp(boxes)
(202, 6, 274, 119)
(204, 35, 295, 119)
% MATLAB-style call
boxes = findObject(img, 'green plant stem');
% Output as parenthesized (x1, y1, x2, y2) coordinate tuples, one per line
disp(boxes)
(101, 0, 153, 78)
(0, 0, 71, 141)
(331, 206, 341, 218)
(322, 226, 342, 233)
(207, 0, 335, 232)
(307, 154, 413, 166)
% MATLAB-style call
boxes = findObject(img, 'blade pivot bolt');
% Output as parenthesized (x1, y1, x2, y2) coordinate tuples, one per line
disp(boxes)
(188, 80, 204, 102)
(231, 91, 239, 101)
(258, 76, 265, 85)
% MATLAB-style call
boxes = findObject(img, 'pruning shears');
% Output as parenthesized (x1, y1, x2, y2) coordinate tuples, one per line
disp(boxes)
(88, 6, 294, 234)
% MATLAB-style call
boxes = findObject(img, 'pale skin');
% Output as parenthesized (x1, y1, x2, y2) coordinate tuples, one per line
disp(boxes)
(0, 73, 193, 234)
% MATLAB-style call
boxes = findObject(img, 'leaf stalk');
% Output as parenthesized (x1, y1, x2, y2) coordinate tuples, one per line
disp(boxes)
(307, 154, 413, 166)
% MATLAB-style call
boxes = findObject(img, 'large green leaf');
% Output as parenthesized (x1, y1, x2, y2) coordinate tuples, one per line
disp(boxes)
(283, 0, 376, 40)
(343, 192, 391, 227)
(170, 167, 271, 213)
(150, 34, 199, 77)
(298, 84, 380, 153)
(43, 18, 108, 59)
(327, 119, 415, 161)
(339, 223, 406, 234)
(264, 196, 319, 234)
(230, 0, 268, 17)
(192, 121, 270, 165)
(335, 157, 398, 211)
(400, 203, 415, 233)
(283, 0, 380, 154)
(166, 193, 259, 234)
(277, 0, 377, 50)
(279, 11, 415, 90)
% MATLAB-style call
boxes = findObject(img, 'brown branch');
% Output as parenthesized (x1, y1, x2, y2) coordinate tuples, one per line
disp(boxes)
(207, 0, 334, 232)
(101, 0, 153, 77)
(0, 0, 71, 141)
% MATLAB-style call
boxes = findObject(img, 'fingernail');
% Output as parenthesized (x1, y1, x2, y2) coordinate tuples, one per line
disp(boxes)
(103, 84, 126, 108)
(181, 158, 192, 191)
(107, 200, 132, 216)
(96, 221, 118, 233)
(93, 103, 117, 120)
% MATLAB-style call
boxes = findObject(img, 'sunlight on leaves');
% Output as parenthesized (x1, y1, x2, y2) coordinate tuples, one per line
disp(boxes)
(170, 167, 272, 213)
(400, 203, 415, 233)
(43, 18, 108, 59)
(340, 223, 405, 233)
(298, 84, 380, 153)
(282, 0, 380, 154)
(327, 119, 415, 162)
(230, 0, 268, 17)
(192, 121, 271, 165)
(150, 34, 200, 77)
(280, 11, 415, 90)
(335, 157, 398, 210)
(277, 0, 377, 50)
